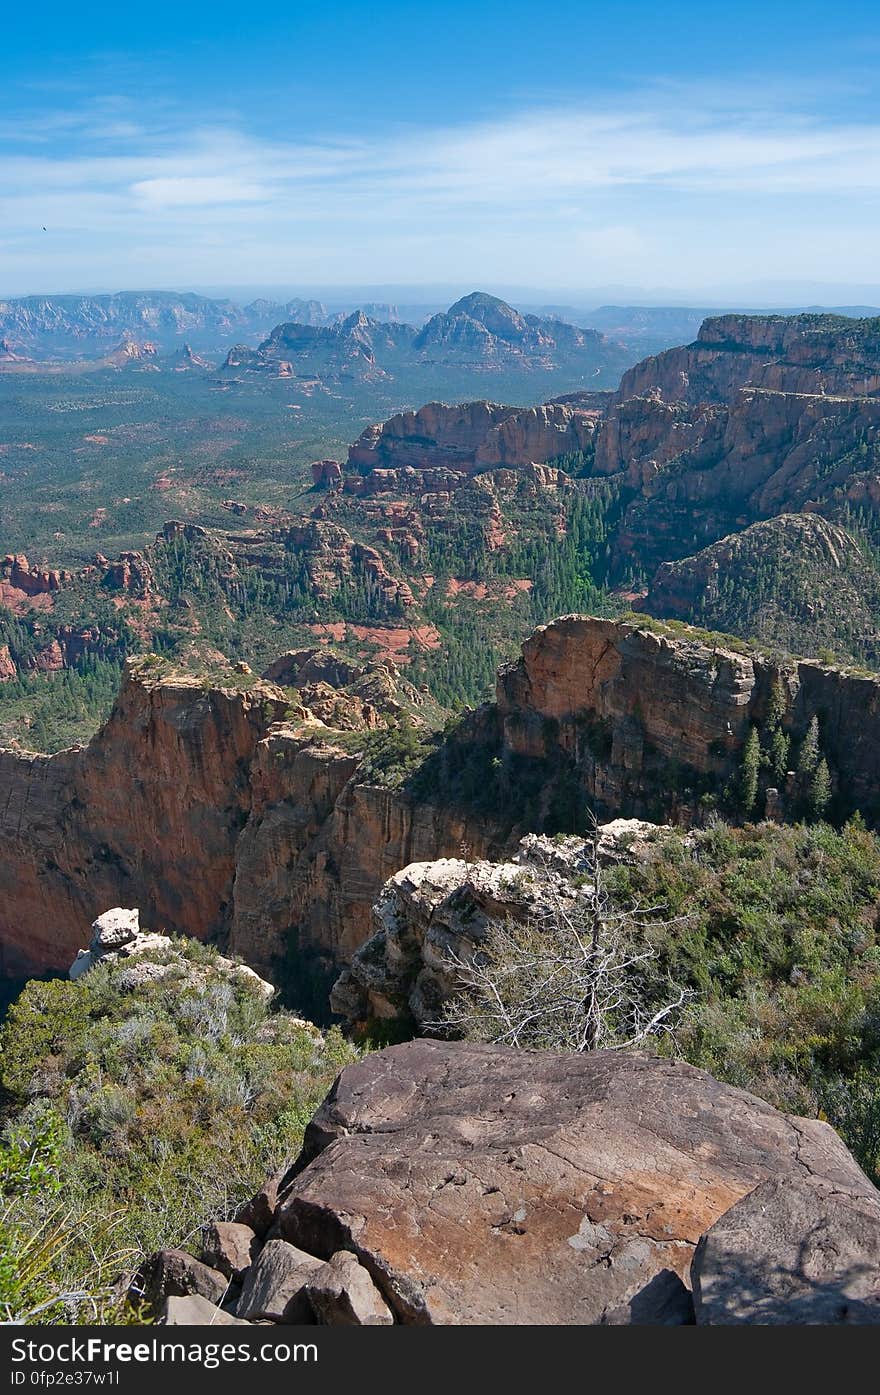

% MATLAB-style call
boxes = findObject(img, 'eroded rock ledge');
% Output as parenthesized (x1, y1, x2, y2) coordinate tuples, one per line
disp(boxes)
(330, 821, 663, 1030)
(3, 614, 880, 981)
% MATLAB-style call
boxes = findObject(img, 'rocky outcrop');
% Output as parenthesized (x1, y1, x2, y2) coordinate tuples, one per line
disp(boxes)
(8, 614, 880, 982)
(261, 649, 442, 732)
(1, 553, 65, 596)
(331, 822, 662, 1029)
(0, 648, 493, 982)
(68, 906, 275, 998)
(170, 1041, 880, 1325)
(226, 293, 628, 385)
(163, 343, 213, 372)
(152, 515, 415, 616)
(310, 459, 343, 488)
(101, 551, 155, 598)
(348, 399, 598, 476)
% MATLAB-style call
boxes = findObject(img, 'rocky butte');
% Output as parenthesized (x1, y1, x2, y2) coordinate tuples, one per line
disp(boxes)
(223, 291, 631, 384)
(3, 614, 880, 984)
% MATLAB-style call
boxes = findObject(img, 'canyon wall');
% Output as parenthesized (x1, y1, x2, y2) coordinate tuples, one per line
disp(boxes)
(493, 615, 880, 820)
(593, 316, 880, 573)
(5, 616, 880, 983)
(615, 313, 880, 404)
(348, 399, 599, 474)
(0, 663, 288, 975)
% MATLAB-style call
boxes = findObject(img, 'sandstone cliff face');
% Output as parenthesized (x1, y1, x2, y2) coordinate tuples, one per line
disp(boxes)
(229, 725, 496, 981)
(0, 654, 497, 983)
(348, 399, 598, 474)
(0, 661, 288, 976)
(597, 387, 880, 502)
(492, 615, 880, 822)
(6, 615, 880, 983)
(615, 313, 880, 404)
(593, 314, 880, 573)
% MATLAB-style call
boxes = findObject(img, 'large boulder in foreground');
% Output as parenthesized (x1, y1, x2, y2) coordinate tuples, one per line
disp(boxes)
(275, 1040, 880, 1325)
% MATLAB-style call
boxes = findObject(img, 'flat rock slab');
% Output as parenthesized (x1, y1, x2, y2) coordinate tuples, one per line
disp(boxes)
(277, 1040, 879, 1325)
(201, 1221, 261, 1281)
(693, 1174, 880, 1324)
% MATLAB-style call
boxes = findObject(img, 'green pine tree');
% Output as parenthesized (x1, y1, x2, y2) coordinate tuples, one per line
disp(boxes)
(739, 726, 761, 815)
(808, 758, 832, 821)
(797, 715, 821, 779)
(770, 726, 790, 784)
(767, 675, 787, 731)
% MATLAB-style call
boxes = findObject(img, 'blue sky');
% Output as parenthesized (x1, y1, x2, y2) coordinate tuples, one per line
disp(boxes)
(4, 0, 880, 300)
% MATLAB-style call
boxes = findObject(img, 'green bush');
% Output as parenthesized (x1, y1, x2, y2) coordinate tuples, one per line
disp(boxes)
(604, 817, 880, 1175)
(0, 942, 359, 1320)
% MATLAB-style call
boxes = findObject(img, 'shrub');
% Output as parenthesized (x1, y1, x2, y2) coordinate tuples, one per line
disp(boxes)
(0, 943, 359, 1320)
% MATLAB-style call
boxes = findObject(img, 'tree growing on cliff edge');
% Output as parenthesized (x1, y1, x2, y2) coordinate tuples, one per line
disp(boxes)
(440, 833, 690, 1053)
(739, 726, 761, 815)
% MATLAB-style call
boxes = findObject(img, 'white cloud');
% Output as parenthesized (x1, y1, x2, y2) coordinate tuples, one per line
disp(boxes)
(2, 88, 880, 292)
(131, 176, 269, 208)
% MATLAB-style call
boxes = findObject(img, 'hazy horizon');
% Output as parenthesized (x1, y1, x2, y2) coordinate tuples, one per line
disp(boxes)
(4, 282, 880, 316)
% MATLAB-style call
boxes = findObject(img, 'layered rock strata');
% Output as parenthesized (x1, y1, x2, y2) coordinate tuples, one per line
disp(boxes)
(5, 615, 880, 981)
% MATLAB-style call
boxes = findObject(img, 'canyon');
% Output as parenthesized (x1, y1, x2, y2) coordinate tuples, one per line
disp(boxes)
(5, 310, 880, 985)
(4, 613, 880, 988)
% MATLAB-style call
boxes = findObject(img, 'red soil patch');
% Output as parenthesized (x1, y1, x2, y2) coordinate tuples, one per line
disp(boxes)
(446, 578, 488, 601)
(111, 597, 158, 642)
(208, 469, 246, 483)
(0, 581, 53, 614)
(446, 576, 533, 603)
(83, 434, 110, 445)
(308, 622, 441, 663)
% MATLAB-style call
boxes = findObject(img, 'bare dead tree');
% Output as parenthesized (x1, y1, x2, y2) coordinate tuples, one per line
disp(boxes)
(439, 827, 691, 1053)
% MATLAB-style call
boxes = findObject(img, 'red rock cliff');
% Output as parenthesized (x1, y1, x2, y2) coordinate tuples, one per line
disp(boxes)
(5, 617, 880, 982)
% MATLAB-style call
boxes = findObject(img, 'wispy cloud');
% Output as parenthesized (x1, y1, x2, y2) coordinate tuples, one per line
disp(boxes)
(2, 86, 880, 292)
